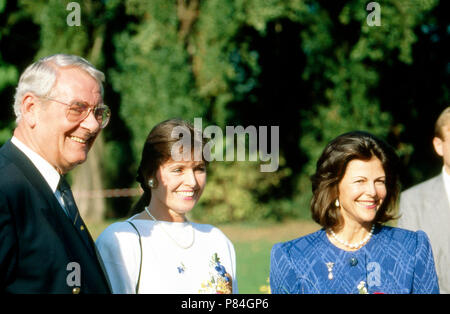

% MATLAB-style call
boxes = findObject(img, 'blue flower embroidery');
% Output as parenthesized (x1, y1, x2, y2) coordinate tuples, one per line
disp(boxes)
(199, 253, 233, 294)
(177, 262, 186, 274)
(215, 262, 230, 282)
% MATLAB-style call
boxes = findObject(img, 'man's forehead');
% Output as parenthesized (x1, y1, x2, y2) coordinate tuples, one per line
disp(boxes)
(53, 67, 102, 98)
(57, 67, 99, 86)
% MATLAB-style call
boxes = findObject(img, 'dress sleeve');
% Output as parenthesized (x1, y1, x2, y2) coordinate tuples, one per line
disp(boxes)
(95, 223, 139, 294)
(412, 230, 440, 294)
(270, 243, 296, 294)
(227, 238, 238, 294)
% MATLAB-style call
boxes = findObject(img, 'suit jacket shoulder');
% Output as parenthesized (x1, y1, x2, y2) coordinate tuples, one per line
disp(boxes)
(398, 174, 448, 227)
(398, 174, 450, 293)
(401, 174, 444, 201)
(0, 140, 111, 293)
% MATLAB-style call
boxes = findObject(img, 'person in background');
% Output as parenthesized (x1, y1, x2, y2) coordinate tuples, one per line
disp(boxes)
(398, 107, 450, 293)
(96, 119, 237, 294)
(270, 131, 439, 294)
(0, 54, 112, 293)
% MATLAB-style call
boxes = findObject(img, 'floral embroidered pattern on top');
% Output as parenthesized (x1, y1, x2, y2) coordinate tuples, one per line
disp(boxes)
(177, 262, 186, 274)
(357, 281, 368, 294)
(199, 253, 233, 294)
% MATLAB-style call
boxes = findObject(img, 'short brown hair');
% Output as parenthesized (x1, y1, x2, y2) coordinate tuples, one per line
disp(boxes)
(434, 107, 450, 139)
(130, 118, 206, 216)
(310, 131, 399, 229)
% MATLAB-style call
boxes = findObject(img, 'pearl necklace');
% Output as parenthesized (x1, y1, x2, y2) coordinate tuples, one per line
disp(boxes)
(144, 206, 195, 249)
(328, 225, 375, 250)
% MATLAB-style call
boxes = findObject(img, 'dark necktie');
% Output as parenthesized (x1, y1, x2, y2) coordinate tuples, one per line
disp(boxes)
(58, 177, 80, 223)
(58, 176, 93, 253)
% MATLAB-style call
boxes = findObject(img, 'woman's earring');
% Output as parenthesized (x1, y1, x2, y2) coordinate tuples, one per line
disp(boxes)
(335, 199, 340, 207)
(148, 179, 154, 188)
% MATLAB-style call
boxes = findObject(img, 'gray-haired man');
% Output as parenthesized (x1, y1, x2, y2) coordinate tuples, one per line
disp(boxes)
(0, 54, 111, 293)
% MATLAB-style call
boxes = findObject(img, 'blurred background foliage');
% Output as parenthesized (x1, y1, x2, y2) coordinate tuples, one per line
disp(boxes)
(0, 0, 448, 223)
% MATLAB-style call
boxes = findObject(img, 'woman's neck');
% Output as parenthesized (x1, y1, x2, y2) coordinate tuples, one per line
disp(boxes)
(327, 221, 374, 251)
(145, 201, 186, 222)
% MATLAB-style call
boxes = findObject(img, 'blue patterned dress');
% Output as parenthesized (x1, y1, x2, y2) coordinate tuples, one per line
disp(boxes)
(270, 226, 439, 294)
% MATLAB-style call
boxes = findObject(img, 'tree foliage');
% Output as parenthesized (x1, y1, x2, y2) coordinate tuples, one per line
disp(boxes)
(0, 0, 447, 222)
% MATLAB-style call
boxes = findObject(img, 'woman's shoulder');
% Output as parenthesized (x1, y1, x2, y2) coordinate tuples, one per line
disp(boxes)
(375, 225, 432, 253)
(192, 223, 234, 244)
(272, 229, 325, 258)
(192, 222, 229, 236)
(377, 225, 429, 243)
(96, 220, 141, 244)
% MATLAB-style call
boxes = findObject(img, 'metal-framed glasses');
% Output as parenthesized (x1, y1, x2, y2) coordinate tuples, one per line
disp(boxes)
(41, 97, 111, 128)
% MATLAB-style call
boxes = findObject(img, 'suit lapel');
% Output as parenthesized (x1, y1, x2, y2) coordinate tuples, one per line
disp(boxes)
(1, 141, 96, 256)
(1, 140, 111, 292)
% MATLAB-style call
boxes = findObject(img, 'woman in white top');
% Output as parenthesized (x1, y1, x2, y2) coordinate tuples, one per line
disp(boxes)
(96, 119, 237, 294)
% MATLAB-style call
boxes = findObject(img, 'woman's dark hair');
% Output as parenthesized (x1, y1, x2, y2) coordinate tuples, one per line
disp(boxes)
(310, 131, 400, 229)
(129, 118, 206, 216)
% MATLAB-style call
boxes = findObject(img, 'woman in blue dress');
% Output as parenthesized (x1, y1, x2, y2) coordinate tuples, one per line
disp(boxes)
(270, 131, 439, 294)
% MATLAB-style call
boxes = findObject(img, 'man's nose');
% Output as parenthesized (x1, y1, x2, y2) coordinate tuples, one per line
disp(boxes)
(80, 108, 101, 133)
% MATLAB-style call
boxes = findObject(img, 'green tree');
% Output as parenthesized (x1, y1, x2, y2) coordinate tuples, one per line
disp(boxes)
(0, 0, 24, 144)
(1, 0, 445, 222)
(109, 0, 442, 222)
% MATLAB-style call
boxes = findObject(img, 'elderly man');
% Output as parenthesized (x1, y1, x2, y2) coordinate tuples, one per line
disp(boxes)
(399, 107, 450, 294)
(0, 54, 111, 293)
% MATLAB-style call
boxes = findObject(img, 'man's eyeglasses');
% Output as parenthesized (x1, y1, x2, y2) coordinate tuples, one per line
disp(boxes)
(41, 97, 111, 128)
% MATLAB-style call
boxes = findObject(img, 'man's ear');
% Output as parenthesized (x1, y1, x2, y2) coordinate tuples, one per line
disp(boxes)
(20, 93, 40, 127)
(433, 136, 444, 157)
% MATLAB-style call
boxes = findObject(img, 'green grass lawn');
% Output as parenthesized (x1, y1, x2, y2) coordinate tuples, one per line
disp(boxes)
(233, 240, 273, 293)
(88, 218, 320, 294)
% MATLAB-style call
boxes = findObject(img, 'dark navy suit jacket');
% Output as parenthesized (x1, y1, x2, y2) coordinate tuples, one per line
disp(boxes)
(270, 225, 439, 294)
(0, 140, 111, 293)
